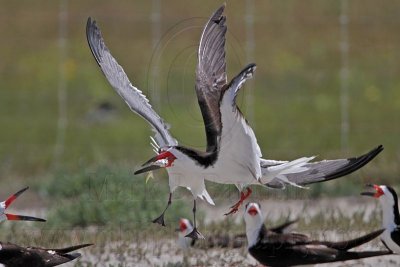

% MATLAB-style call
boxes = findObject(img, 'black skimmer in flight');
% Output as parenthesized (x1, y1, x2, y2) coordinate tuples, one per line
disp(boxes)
(177, 217, 297, 249)
(0, 187, 46, 223)
(86, 4, 383, 239)
(0, 242, 92, 267)
(244, 202, 390, 266)
(361, 184, 400, 254)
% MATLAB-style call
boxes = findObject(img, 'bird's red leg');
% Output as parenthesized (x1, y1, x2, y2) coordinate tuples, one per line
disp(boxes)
(224, 187, 252, 216)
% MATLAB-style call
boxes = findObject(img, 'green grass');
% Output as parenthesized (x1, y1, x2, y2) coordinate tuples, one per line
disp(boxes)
(40, 165, 190, 230)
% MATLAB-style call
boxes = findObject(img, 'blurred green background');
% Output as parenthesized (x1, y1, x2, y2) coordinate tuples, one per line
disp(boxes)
(0, 0, 399, 229)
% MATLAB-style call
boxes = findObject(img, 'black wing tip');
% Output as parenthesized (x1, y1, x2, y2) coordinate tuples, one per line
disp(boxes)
(265, 144, 384, 188)
(269, 219, 299, 233)
(351, 250, 393, 258)
(27, 216, 47, 222)
(14, 186, 29, 197)
(322, 145, 384, 181)
(358, 228, 385, 244)
(238, 63, 257, 80)
(367, 144, 384, 156)
(212, 4, 226, 20)
(335, 250, 392, 262)
(206, 4, 226, 29)
(86, 16, 103, 67)
(333, 228, 385, 251)
(358, 144, 384, 161)
(86, 17, 96, 38)
(376, 144, 384, 151)
(245, 63, 257, 72)
(58, 243, 94, 253)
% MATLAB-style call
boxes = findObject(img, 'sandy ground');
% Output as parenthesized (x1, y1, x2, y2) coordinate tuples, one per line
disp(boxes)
(3, 197, 400, 266)
(74, 238, 400, 267)
(73, 197, 400, 266)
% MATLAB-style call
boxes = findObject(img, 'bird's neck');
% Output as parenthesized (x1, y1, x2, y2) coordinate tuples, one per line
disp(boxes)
(380, 197, 399, 231)
(246, 218, 264, 248)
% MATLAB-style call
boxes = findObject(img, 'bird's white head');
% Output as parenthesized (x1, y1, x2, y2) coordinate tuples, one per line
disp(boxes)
(176, 218, 194, 249)
(361, 184, 397, 206)
(361, 184, 399, 230)
(244, 202, 263, 247)
(134, 147, 177, 175)
(178, 218, 193, 235)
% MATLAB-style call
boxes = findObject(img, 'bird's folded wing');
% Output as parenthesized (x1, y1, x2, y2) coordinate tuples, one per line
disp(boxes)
(268, 219, 299, 234)
(38, 251, 81, 266)
(256, 232, 310, 248)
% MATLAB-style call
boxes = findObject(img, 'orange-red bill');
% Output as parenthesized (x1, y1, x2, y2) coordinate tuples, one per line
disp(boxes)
(6, 213, 46, 222)
(247, 206, 258, 216)
(4, 187, 29, 208)
(179, 219, 188, 231)
(361, 184, 384, 198)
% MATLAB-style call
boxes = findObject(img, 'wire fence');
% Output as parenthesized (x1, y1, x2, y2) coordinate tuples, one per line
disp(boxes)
(0, 1, 399, 179)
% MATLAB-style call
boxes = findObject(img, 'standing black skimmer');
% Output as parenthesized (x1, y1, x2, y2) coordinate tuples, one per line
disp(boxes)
(361, 184, 400, 254)
(0, 242, 92, 267)
(0, 187, 46, 223)
(244, 202, 390, 266)
(86, 4, 383, 239)
(177, 217, 297, 249)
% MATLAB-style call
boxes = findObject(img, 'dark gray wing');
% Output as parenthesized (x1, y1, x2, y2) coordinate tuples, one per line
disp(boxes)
(256, 225, 310, 247)
(34, 244, 92, 267)
(51, 243, 93, 254)
(195, 5, 227, 152)
(263, 232, 311, 246)
(86, 18, 177, 147)
(42, 252, 81, 267)
(319, 229, 384, 251)
(265, 145, 383, 189)
(269, 219, 298, 234)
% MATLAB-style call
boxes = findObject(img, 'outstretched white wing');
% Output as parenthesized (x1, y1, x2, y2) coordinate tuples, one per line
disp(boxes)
(86, 18, 177, 147)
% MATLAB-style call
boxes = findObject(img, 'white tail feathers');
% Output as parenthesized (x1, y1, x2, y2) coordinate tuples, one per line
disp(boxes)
(199, 189, 215, 205)
(261, 156, 314, 187)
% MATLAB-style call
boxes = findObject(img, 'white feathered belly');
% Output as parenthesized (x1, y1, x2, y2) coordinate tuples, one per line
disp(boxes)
(208, 96, 262, 185)
(166, 163, 214, 205)
(169, 153, 257, 187)
(203, 159, 259, 184)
